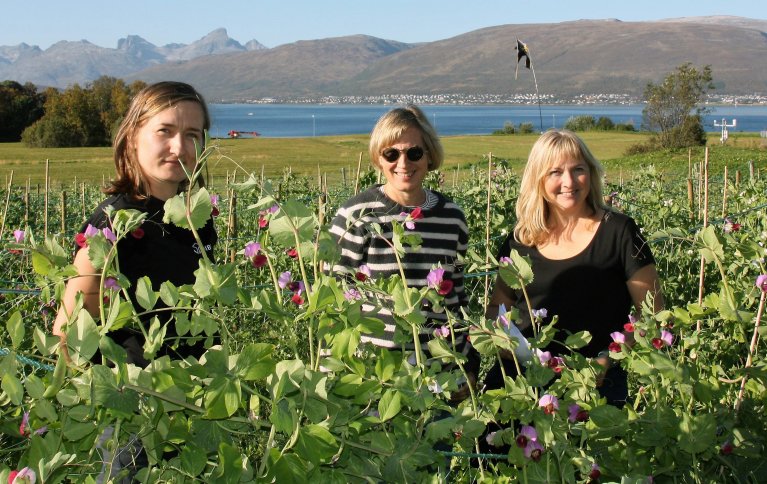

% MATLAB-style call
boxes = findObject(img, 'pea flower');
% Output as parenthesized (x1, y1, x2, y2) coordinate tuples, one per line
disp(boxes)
(610, 331, 626, 344)
(210, 194, 220, 217)
(624, 322, 635, 332)
(515, 425, 538, 448)
(285, 247, 298, 258)
(401, 207, 424, 230)
(104, 277, 121, 291)
(278, 271, 292, 289)
(588, 463, 601, 480)
(485, 431, 499, 447)
(723, 218, 741, 233)
(427, 379, 443, 394)
(19, 411, 29, 436)
(355, 264, 371, 282)
(102, 227, 117, 243)
(499, 256, 513, 266)
(84, 224, 100, 238)
(628, 313, 638, 324)
(524, 440, 544, 461)
(344, 288, 361, 301)
(568, 403, 589, 422)
(536, 349, 552, 365)
(7, 467, 36, 484)
(756, 274, 767, 293)
(13, 230, 24, 243)
(433, 326, 450, 338)
(291, 293, 304, 305)
(539, 394, 559, 415)
(244, 242, 261, 258)
(426, 267, 454, 296)
(720, 441, 734, 455)
(661, 329, 674, 346)
(131, 227, 145, 239)
(531, 308, 548, 319)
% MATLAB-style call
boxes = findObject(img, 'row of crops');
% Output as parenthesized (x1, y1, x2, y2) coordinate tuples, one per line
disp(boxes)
(1, 147, 766, 482)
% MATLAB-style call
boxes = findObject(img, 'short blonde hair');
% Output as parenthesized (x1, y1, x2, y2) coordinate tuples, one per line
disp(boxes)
(368, 105, 443, 171)
(514, 129, 606, 246)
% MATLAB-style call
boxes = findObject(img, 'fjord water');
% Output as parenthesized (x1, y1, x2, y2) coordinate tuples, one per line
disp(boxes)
(209, 104, 767, 138)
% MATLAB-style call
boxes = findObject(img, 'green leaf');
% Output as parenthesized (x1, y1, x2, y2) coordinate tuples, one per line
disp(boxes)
(6, 310, 23, 349)
(2, 373, 24, 405)
(134, 276, 158, 311)
(678, 413, 717, 454)
(159, 280, 181, 306)
(180, 443, 207, 477)
(375, 349, 397, 382)
(268, 199, 315, 247)
(294, 424, 339, 465)
(270, 398, 297, 434)
(378, 389, 401, 422)
(204, 375, 242, 419)
(31, 251, 53, 276)
(91, 365, 139, 417)
(66, 309, 100, 365)
(499, 249, 534, 289)
(564, 331, 592, 350)
(86, 234, 111, 270)
(163, 188, 212, 230)
(235, 343, 276, 380)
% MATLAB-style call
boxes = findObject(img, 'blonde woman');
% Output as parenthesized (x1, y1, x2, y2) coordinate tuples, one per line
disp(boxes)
(485, 129, 663, 405)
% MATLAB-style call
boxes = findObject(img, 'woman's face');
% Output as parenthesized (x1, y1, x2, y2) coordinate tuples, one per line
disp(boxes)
(133, 101, 205, 200)
(379, 127, 429, 204)
(542, 156, 591, 216)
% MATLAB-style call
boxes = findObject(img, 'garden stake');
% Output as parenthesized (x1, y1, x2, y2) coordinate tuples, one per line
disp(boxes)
(483, 153, 492, 309)
(60, 191, 66, 235)
(354, 151, 362, 196)
(721, 166, 728, 218)
(44, 159, 49, 238)
(735, 289, 766, 414)
(0, 169, 13, 240)
(697, 149, 709, 316)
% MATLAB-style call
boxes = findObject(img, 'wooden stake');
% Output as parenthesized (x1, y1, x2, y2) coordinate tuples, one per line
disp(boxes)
(354, 152, 363, 196)
(60, 191, 67, 235)
(0, 170, 13, 240)
(721, 166, 728, 219)
(227, 190, 238, 263)
(687, 179, 694, 219)
(483, 153, 493, 309)
(44, 159, 50, 238)
(697, 148, 709, 329)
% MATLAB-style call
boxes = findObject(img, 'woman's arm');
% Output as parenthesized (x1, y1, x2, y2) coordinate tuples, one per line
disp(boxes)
(52, 248, 101, 342)
(627, 263, 664, 314)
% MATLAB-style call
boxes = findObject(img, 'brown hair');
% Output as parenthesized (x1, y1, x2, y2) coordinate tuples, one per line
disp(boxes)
(368, 105, 444, 171)
(106, 81, 210, 199)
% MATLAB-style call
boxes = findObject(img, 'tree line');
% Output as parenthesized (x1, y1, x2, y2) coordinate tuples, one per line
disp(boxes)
(0, 76, 146, 147)
(1, 63, 713, 150)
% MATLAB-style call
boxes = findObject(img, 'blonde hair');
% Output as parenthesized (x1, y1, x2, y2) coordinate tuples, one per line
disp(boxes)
(107, 81, 210, 200)
(368, 105, 443, 171)
(514, 129, 606, 246)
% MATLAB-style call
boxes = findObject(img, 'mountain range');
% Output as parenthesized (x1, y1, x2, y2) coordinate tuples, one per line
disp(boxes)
(1, 16, 766, 102)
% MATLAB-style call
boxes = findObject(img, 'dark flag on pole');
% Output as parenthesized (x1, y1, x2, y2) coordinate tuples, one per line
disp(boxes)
(515, 38, 531, 80)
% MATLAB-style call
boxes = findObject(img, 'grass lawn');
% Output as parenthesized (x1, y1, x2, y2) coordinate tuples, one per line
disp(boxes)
(1, 131, 763, 188)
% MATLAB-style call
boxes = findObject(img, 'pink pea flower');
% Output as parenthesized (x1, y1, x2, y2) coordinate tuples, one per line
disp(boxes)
(589, 463, 601, 480)
(524, 440, 544, 461)
(610, 331, 626, 344)
(539, 394, 559, 415)
(278, 271, 292, 289)
(536, 349, 552, 365)
(426, 267, 454, 296)
(19, 411, 29, 436)
(7, 467, 36, 484)
(628, 313, 638, 324)
(660, 329, 674, 346)
(102, 227, 117, 243)
(568, 403, 589, 422)
(499, 256, 513, 266)
(532, 308, 548, 319)
(756, 274, 767, 293)
(344, 288, 361, 301)
(13, 230, 24, 243)
(244, 241, 261, 258)
(624, 322, 635, 332)
(84, 224, 100, 238)
(268, 204, 279, 214)
(723, 218, 741, 233)
(516, 425, 538, 448)
(433, 326, 450, 338)
(104, 277, 121, 291)
(355, 264, 371, 282)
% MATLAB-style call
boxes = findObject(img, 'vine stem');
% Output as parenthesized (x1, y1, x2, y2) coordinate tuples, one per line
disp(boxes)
(735, 289, 766, 414)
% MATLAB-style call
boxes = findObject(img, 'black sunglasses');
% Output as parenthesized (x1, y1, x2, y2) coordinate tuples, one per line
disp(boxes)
(381, 146, 426, 163)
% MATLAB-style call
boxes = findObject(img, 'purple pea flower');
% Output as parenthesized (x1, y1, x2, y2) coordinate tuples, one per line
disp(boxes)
(532, 308, 548, 319)
(660, 329, 674, 347)
(757, 274, 767, 293)
(84, 224, 100, 238)
(13, 230, 24, 243)
(102, 227, 117, 243)
(610, 331, 626, 344)
(433, 326, 450, 338)
(524, 440, 544, 461)
(344, 288, 361, 301)
(539, 394, 559, 415)
(278, 271, 292, 289)
(244, 241, 261, 258)
(104, 277, 120, 291)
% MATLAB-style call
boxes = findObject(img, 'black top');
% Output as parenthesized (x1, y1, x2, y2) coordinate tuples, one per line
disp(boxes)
(497, 210, 654, 357)
(81, 193, 217, 363)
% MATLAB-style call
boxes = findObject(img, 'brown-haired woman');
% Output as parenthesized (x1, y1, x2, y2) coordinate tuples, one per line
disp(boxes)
(53, 81, 217, 366)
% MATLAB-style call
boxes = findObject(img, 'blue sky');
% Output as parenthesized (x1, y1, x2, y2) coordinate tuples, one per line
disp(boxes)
(2, 0, 765, 49)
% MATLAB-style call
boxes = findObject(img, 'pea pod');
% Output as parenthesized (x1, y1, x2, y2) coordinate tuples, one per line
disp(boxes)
(42, 354, 67, 398)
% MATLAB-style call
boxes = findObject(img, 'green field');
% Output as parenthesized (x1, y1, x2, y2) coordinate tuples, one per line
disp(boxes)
(0, 132, 764, 187)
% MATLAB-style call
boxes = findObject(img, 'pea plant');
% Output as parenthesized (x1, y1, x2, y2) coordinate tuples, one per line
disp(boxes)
(1, 150, 767, 483)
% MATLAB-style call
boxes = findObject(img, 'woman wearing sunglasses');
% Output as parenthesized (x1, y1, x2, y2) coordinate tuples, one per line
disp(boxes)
(329, 105, 478, 399)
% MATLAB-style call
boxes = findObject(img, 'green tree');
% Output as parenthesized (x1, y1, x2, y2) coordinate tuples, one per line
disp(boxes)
(595, 116, 614, 131)
(641, 63, 713, 149)
(0, 80, 45, 141)
(564, 115, 596, 131)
